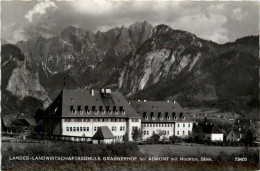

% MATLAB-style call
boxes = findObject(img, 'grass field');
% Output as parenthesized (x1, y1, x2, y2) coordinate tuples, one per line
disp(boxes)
(138, 144, 258, 156)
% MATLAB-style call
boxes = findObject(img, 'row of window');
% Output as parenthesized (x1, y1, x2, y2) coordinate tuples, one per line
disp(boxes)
(64, 118, 127, 122)
(142, 123, 174, 127)
(144, 116, 185, 121)
(142, 112, 184, 118)
(176, 131, 191, 135)
(71, 110, 126, 115)
(177, 123, 191, 128)
(142, 130, 170, 136)
(65, 126, 126, 132)
(71, 105, 124, 112)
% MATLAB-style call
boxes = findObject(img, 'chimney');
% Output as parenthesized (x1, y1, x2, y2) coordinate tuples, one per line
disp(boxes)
(144, 100, 147, 102)
(173, 100, 176, 104)
(91, 89, 95, 96)
(167, 100, 170, 103)
(128, 102, 131, 105)
(138, 99, 140, 102)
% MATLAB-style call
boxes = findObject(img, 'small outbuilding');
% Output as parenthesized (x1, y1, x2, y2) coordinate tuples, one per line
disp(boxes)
(92, 126, 115, 144)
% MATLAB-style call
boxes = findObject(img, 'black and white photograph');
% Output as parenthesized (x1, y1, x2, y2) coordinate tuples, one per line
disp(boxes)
(1, 0, 259, 170)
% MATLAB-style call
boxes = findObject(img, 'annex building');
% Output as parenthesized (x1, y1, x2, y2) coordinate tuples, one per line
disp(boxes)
(42, 88, 194, 143)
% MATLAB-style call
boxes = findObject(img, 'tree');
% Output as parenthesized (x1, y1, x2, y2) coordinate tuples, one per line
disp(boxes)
(148, 133, 160, 144)
(123, 132, 129, 142)
(132, 129, 142, 142)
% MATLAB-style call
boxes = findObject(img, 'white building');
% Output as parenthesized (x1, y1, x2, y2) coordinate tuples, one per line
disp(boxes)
(203, 124, 224, 142)
(42, 89, 141, 142)
(130, 100, 194, 140)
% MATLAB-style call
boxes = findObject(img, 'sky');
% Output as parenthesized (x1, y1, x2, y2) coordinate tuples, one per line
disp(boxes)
(2, 1, 259, 44)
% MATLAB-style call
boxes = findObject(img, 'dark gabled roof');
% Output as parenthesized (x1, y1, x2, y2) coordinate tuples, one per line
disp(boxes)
(2, 115, 16, 127)
(59, 89, 140, 118)
(228, 128, 247, 135)
(203, 124, 223, 134)
(130, 100, 193, 122)
(92, 126, 114, 140)
(16, 115, 37, 126)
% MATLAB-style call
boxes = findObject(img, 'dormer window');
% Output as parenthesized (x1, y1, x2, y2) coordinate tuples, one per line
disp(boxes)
(99, 106, 103, 111)
(115, 110, 118, 115)
(92, 106, 96, 111)
(87, 110, 91, 114)
(122, 110, 126, 115)
(172, 112, 176, 118)
(182, 116, 185, 120)
(151, 112, 155, 120)
(79, 110, 83, 115)
(160, 116, 163, 120)
(78, 105, 81, 111)
(113, 106, 116, 111)
(180, 112, 183, 118)
(167, 116, 170, 120)
(70, 105, 74, 111)
(145, 116, 148, 120)
(85, 106, 88, 111)
(119, 106, 123, 111)
(94, 110, 98, 114)
(72, 109, 76, 114)
(174, 117, 177, 120)
(106, 106, 110, 111)
(108, 110, 112, 115)
(101, 110, 105, 114)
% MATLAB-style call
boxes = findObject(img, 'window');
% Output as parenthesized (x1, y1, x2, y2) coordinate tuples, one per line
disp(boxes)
(147, 131, 149, 135)
(112, 126, 117, 131)
(70, 105, 74, 111)
(183, 124, 185, 127)
(83, 127, 86, 131)
(188, 124, 190, 127)
(85, 106, 88, 111)
(64, 119, 71, 122)
(144, 131, 146, 135)
(119, 106, 123, 111)
(78, 105, 81, 111)
(132, 126, 138, 131)
(87, 127, 89, 131)
(167, 131, 169, 135)
(177, 124, 179, 127)
(92, 106, 96, 111)
(66, 127, 69, 131)
(183, 131, 185, 135)
(120, 126, 125, 131)
(70, 127, 72, 131)
(145, 116, 148, 120)
(72, 109, 76, 114)
(177, 131, 179, 135)
(77, 127, 79, 131)
(94, 127, 97, 131)
(188, 131, 190, 135)
(73, 127, 76, 131)
(113, 106, 116, 111)
(80, 127, 82, 131)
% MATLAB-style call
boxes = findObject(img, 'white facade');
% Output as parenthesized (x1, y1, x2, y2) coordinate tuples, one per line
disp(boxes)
(141, 123, 175, 140)
(205, 133, 223, 142)
(60, 118, 141, 142)
(174, 122, 193, 137)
